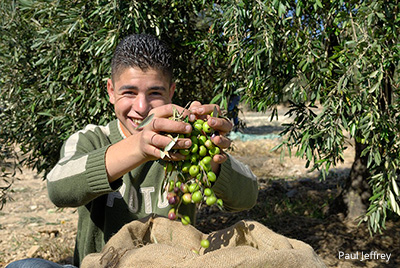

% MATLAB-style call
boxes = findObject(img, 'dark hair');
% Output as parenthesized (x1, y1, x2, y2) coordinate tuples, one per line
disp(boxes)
(111, 34, 174, 83)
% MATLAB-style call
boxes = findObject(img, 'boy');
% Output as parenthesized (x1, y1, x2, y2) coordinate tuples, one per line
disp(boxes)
(7, 33, 258, 267)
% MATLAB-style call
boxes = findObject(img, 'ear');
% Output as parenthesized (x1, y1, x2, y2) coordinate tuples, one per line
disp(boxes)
(168, 82, 176, 101)
(107, 78, 115, 104)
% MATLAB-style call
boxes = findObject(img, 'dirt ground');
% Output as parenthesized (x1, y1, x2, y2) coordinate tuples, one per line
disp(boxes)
(1, 109, 399, 267)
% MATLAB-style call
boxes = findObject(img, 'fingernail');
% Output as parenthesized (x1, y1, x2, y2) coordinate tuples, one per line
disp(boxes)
(210, 118, 216, 126)
(189, 114, 196, 121)
(185, 124, 191, 132)
(185, 140, 191, 147)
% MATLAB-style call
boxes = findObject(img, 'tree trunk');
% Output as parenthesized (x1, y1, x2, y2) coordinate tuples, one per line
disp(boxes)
(329, 141, 371, 222)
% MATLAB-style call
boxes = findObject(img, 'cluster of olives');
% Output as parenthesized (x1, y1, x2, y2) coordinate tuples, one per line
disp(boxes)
(163, 118, 224, 226)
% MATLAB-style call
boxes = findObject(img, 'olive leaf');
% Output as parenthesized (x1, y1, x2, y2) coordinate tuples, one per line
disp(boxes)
(213, 106, 219, 118)
(160, 135, 179, 159)
(164, 135, 179, 152)
(172, 106, 180, 120)
(136, 114, 154, 130)
(160, 150, 168, 159)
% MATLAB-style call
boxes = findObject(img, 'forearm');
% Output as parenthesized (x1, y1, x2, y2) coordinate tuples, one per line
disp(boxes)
(105, 136, 146, 183)
(47, 146, 120, 207)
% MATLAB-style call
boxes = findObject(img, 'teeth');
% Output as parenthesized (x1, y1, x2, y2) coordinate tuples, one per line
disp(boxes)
(131, 119, 143, 125)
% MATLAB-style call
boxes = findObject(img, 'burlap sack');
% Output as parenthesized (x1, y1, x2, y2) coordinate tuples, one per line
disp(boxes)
(81, 215, 326, 268)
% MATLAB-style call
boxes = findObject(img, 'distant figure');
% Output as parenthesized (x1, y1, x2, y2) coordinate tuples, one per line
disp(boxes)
(228, 94, 240, 129)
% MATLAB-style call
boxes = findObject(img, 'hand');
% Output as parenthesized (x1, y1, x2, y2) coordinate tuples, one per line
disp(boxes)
(106, 104, 193, 182)
(189, 101, 233, 165)
(138, 104, 194, 161)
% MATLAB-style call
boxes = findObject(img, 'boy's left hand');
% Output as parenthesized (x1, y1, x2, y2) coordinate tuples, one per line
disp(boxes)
(189, 101, 233, 165)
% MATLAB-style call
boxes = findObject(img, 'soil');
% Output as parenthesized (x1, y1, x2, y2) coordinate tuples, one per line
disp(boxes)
(1, 108, 399, 267)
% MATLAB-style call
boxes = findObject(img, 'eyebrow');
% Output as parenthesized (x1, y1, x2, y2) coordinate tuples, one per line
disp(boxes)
(118, 85, 168, 92)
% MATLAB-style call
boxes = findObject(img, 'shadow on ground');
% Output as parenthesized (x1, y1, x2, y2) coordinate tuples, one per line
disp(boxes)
(196, 172, 400, 268)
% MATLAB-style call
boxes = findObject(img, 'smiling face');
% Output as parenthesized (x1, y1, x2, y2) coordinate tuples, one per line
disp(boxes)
(107, 67, 175, 136)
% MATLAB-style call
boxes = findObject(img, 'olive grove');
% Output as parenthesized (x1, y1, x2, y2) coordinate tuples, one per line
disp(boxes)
(210, 0, 400, 233)
(1, 0, 399, 233)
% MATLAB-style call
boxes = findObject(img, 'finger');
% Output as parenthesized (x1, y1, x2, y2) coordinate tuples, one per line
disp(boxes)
(180, 101, 202, 122)
(210, 135, 231, 149)
(189, 101, 202, 110)
(190, 100, 202, 107)
(150, 103, 197, 123)
(190, 104, 220, 116)
(149, 104, 186, 118)
(207, 117, 233, 134)
(150, 133, 192, 150)
(212, 152, 228, 164)
(173, 138, 192, 149)
(150, 118, 192, 134)
(146, 132, 171, 150)
(144, 133, 190, 160)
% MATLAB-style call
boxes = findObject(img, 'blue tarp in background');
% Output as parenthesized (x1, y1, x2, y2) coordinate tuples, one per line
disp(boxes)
(228, 131, 281, 141)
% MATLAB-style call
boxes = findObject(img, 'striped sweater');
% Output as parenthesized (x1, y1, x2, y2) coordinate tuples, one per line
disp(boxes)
(46, 119, 258, 266)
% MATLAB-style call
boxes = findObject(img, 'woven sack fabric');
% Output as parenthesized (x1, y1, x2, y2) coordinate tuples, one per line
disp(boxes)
(81, 215, 326, 268)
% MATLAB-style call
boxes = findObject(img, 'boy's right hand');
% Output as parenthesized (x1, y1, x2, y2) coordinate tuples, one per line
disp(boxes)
(105, 104, 193, 182)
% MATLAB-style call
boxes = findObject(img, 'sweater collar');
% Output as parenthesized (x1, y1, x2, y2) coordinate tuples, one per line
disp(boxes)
(117, 120, 129, 139)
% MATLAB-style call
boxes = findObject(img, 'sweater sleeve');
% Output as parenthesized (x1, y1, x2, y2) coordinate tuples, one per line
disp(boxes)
(46, 125, 121, 207)
(212, 155, 258, 212)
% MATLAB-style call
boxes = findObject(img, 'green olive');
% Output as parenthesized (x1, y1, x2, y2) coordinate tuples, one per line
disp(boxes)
(195, 119, 205, 125)
(209, 146, 220, 156)
(206, 195, 217, 206)
(179, 148, 190, 156)
(200, 239, 210, 249)
(191, 190, 202, 203)
(204, 188, 213, 196)
(190, 143, 198, 153)
(204, 139, 215, 149)
(181, 215, 191, 225)
(189, 165, 200, 177)
(203, 121, 212, 133)
(200, 161, 212, 172)
(194, 123, 203, 131)
(168, 180, 175, 191)
(181, 161, 191, 173)
(198, 135, 207, 145)
(201, 156, 212, 165)
(189, 153, 199, 163)
(189, 183, 200, 193)
(165, 162, 174, 173)
(182, 193, 192, 204)
(199, 145, 207, 157)
(207, 171, 217, 182)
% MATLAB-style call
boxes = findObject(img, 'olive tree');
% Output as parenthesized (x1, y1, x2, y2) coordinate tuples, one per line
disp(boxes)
(211, 0, 400, 232)
(0, 0, 226, 174)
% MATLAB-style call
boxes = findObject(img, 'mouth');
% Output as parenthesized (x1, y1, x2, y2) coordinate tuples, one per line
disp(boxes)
(129, 118, 143, 129)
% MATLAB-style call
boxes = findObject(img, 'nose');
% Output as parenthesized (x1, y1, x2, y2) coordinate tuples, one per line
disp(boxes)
(133, 93, 150, 117)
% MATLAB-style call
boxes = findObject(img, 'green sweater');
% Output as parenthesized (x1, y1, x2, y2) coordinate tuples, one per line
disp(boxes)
(46, 119, 258, 266)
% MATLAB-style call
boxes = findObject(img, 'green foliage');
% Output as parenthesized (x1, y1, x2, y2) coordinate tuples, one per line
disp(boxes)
(0, 0, 227, 175)
(2, 0, 399, 234)
(213, 0, 400, 233)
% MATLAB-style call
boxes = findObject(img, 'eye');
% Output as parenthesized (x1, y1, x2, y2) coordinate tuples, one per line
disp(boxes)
(151, 91, 162, 96)
(123, 91, 136, 96)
